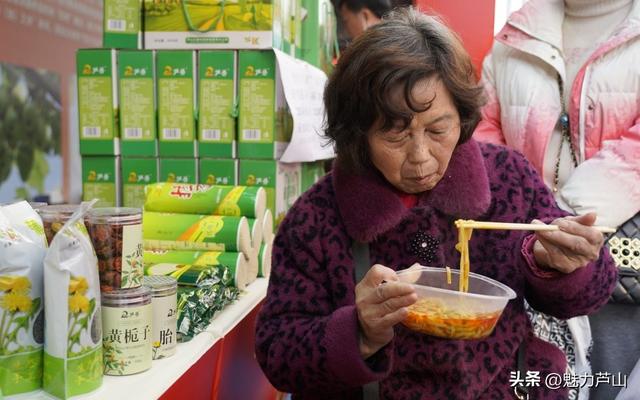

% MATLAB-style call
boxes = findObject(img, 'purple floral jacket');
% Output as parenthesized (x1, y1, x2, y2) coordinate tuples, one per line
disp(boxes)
(255, 140, 616, 399)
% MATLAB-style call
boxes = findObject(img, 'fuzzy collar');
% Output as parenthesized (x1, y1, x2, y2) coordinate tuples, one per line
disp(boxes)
(333, 139, 491, 243)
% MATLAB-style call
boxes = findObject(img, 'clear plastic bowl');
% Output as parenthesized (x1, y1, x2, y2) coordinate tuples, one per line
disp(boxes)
(397, 266, 517, 340)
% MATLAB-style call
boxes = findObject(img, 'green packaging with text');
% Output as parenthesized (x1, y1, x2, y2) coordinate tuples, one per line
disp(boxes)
(238, 51, 292, 159)
(239, 159, 300, 226)
(143, 0, 283, 50)
(301, 161, 325, 192)
(198, 51, 237, 158)
(82, 156, 120, 207)
(122, 158, 158, 208)
(103, 0, 142, 49)
(77, 49, 119, 155)
(156, 51, 197, 157)
(199, 158, 238, 186)
(297, 0, 337, 74)
(159, 158, 198, 184)
(118, 50, 156, 156)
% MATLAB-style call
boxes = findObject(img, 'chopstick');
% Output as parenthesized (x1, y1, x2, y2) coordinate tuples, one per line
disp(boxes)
(455, 220, 616, 233)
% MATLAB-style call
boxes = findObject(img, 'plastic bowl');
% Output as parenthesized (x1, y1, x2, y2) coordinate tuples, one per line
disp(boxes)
(397, 266, 516, 340)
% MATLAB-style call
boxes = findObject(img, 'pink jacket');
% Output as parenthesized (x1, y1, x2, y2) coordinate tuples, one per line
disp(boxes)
(475, 0, 640, 227)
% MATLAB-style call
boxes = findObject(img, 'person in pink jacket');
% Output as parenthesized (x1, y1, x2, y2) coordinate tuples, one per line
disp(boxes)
(475, 1, 640, 399)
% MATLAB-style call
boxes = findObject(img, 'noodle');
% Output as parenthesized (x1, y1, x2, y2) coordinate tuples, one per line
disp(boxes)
(445, 266, 452, 285)
(454, 220, 473, 293)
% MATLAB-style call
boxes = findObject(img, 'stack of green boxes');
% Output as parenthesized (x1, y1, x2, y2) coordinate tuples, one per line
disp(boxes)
(80, 0, 336, 217)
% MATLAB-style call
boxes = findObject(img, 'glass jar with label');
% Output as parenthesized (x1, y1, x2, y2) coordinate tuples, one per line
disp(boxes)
(143, 276, 178, 359)
(36, 204, 79, 245)
(86, 208, 143, 292)
(101, 286, 152, 375)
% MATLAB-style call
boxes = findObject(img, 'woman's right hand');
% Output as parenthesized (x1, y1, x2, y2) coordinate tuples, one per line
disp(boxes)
(355, 264, 417, 359)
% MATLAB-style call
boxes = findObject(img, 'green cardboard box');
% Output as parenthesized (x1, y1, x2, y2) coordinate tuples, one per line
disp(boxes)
(301, 160, 325, 192)
(239, 159, 300, 226)
(198, 51, 237, 158)
(199, 158, 238, 186)
(77, 49, 119, 155)
(122, 157, 158, 208)
(297, 0, 338, 74)
(238, 51, 292, 159)
(156, 51, 197, 158)
(103, 0, 142, 49)
(82, 156, 120, 207)
(143, 0, 283, 50)
(118, 50, 157, 156)
(159, 158, 198, 184)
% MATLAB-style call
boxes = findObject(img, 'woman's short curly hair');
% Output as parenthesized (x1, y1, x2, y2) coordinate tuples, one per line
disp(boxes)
(324, 7, 485, 173)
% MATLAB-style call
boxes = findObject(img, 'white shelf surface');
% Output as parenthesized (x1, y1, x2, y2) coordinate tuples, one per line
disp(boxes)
(23, 278, 269, 400)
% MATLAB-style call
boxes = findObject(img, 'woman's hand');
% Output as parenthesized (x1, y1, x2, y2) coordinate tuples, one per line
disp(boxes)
(355, 264, 417, 359)
(532, 213, 605, 274)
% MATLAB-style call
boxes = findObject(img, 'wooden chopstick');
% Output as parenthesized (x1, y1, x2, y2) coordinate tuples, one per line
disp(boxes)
(456, 220, 616, 233)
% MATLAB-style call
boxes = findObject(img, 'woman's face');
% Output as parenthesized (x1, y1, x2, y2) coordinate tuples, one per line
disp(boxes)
(368, 78, 461, 194)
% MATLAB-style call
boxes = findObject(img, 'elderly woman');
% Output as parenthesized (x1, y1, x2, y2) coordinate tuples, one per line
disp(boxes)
(255, 8, 616, 400)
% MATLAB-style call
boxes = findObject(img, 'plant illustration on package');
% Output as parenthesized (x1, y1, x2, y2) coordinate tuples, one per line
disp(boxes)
(102, 339, 125, 374)
(0, 202, 47, 397)
(144, 0, 274, 31)
(122, 247, 144, 288)
(67, 276, 97, 356)
(43, 204, 103, 399)
(0, 276, 41, 355)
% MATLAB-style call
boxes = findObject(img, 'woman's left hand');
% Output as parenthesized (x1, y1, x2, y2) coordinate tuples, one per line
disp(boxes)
(532, 212, 605, 274)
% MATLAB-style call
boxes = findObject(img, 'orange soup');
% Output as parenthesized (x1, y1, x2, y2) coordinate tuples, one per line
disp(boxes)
(403, 298, 501, 339)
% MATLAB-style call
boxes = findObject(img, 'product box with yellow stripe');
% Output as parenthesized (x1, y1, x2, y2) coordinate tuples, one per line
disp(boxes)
(142, 212, 252, 255)
(77, 49, 119, 155)
(122, 157, 158, 208)
(82, 156, 120, 207)
(143, 0, 284, 50)
(199, 158, 238, 186)
(156, 51, 197, 157)
(198, 51, 237, 158)
(159, 158, 197, 184)
(239, 159, 300, 226)
(238, 50, 292, 159)
(281, 0, 302, 56)
(144, 183, 266, 220)
(103, 0, 142, 49)
(118, 50, 157, 156)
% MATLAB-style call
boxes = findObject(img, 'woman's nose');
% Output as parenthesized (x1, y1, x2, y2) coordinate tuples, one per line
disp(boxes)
(408, 133, 431, 164)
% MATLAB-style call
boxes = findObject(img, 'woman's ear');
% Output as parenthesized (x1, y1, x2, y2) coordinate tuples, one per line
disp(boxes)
(361, 7, 382, 29)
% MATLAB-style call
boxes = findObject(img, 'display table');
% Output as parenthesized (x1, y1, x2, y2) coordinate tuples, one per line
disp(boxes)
(29, 279, 271, 400)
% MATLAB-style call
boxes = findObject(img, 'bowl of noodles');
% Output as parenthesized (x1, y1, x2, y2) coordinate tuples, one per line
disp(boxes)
(397, 266, 516, 340)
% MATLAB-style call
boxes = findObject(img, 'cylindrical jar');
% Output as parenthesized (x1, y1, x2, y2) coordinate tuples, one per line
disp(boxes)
(86, 207, 143, 292)
(143, 276, 178, 359)
(36, 204, 79, 244)
(101, 286, 152, 375)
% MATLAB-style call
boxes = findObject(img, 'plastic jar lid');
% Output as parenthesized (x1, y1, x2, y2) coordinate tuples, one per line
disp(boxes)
(102, 286, 151, 307)
(143, 276, 178, 297)
(86, 207, 142, 225)
(36, 204, 79, 222)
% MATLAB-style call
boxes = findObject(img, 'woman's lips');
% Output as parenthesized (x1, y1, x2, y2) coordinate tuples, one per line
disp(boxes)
(409, 175, 432, 185)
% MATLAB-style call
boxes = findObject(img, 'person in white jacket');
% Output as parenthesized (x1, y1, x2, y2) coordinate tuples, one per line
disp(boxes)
(475, 0, 640, 399)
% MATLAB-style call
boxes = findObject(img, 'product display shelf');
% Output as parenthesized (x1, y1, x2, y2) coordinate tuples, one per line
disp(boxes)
(29, 279, 269, 400)
(206, 278, 269, 338)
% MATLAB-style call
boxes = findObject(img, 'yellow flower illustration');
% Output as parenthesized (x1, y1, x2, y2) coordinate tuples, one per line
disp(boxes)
(0, 276, 31, 294)
(153, 341, 161, 348)
(69, 294, 90, 314)
(0, 292, 32, 312)
(68, 277, 89, 295)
